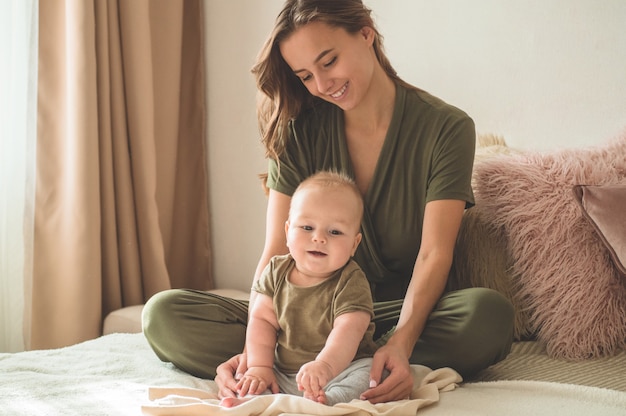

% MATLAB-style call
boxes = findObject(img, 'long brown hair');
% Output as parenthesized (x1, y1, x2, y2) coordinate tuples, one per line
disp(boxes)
(251, 0, 412, 163)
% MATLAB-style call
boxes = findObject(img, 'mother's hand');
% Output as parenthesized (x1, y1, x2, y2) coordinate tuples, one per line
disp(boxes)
(215, 353, 248, 399)
(359, 343, 413, 403)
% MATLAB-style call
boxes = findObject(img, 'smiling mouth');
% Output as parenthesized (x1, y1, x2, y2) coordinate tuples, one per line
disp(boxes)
(330, 82, 348, 99)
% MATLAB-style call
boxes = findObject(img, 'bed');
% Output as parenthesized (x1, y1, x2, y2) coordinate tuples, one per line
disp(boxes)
(1, 315, 626, 416)
(3, 135, 625, 415)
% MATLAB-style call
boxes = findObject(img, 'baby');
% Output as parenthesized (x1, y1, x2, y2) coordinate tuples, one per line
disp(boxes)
(221, 171, 377, 406)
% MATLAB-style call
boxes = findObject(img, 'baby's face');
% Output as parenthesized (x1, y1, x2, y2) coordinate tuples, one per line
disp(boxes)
(286, 187, 362, 280)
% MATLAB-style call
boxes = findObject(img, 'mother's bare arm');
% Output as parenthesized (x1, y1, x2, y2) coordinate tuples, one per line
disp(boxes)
(361, 199, 466, 403)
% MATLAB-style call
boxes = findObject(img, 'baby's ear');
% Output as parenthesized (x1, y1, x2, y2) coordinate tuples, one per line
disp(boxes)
(352, 232, 362, 255)
(284, 220, 290, 236)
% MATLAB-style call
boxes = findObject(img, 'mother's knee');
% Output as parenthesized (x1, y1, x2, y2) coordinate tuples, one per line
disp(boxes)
(468, 288, 514, 336)
(142, 289, 186, 337)
(443, 288, 514, 376)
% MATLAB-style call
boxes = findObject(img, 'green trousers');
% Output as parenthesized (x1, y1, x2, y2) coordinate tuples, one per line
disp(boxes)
(142, 287, 513, 380)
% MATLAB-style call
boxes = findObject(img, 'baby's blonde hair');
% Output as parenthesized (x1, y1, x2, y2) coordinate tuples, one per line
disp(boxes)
(291, 171, 364, 225)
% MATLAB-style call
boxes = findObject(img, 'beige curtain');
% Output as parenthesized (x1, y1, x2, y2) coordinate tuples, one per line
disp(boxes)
(31, 0, 212, 350)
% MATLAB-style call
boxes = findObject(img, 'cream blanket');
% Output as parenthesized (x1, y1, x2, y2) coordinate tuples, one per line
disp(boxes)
(142, 366, 460, 416)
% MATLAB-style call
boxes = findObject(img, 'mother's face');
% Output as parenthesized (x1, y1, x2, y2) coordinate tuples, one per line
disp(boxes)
(279, 21, 377, 112)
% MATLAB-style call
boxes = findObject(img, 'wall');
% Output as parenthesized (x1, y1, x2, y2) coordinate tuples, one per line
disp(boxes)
(204, 0, 626, 291)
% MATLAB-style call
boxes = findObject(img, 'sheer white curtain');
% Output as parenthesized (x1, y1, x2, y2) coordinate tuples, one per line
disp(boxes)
(0, 0, 38, 353)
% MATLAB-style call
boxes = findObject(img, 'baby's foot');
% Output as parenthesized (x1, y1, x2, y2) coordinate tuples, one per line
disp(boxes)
(219, 396, 252, 408)
(303, 390, 327, 405)
(315, 391, 328, 405)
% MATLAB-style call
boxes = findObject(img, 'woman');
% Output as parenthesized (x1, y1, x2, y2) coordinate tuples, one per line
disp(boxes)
(142, 0, 514, 404)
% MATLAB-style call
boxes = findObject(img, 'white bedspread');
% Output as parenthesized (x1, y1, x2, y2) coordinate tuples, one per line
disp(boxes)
(0, 333, 214, 415)
(1, 333, 625, 416)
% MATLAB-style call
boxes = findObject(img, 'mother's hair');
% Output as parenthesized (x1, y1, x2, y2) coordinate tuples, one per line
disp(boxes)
(251, 0, 411, 162)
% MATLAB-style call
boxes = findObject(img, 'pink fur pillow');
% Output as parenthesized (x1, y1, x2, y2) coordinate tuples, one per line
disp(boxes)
(472, 134, 626, 360)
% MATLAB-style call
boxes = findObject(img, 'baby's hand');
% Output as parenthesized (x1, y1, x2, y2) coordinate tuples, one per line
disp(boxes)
(236, 366, 278, 396)
(296, 360, 334, 403)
